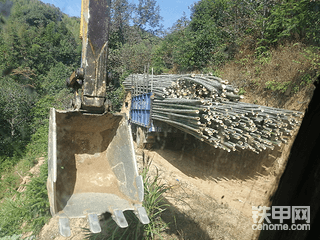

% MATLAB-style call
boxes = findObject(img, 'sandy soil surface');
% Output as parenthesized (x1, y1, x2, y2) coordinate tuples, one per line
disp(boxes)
(133, 132, 295, 239)
(38, 216, 89, 240)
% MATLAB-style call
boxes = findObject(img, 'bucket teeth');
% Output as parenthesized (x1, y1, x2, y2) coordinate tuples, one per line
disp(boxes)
(88, 213, 101, 233)
(135, 207, 150, 224)
(112, 210, 128, 228)
(59, 217, 71, 237)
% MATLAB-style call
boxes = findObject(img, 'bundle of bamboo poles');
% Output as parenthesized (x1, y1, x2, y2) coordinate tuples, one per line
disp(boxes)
(124, 74, 303, 153)
(123, 74, 180, 98)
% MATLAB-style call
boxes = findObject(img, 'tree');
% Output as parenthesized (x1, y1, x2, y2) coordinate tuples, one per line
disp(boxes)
(134, 0, 162, 33)
(0, 0, 80, 90)
(0, 77, 36, 156)
(0, 0, 82, 158)
(0, 0, 13, 26)
(258, 0, 320, 46)
(110, 0, 133, 45)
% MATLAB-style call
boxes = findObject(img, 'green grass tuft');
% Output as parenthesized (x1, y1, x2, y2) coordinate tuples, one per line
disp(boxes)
(0, 162, 50, 238)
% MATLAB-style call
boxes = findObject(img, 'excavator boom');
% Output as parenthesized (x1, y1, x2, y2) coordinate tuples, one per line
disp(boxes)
(47, 0, 149, 237)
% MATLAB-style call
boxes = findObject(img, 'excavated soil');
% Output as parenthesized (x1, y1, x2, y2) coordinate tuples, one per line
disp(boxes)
(38, 216, 89, 240)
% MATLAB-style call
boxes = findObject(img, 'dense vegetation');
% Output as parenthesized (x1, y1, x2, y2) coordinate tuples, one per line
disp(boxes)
(0, 0, 319, 238)
(0, 0, 81, 237)
(153, 0, 320, 74)
(0, 0, 163, 237)
(152, 0, 320, 106)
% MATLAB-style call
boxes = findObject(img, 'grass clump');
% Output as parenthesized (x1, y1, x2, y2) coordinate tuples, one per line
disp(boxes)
(86, 153, 170, 239)
(0, 120, 50, 238)
(265, 80, 290, 93)
(0, 162, 50, 238)
(0, 235, 23, 240)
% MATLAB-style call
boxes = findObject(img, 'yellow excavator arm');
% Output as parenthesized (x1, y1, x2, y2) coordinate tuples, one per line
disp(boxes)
(67, 0, 111, 113)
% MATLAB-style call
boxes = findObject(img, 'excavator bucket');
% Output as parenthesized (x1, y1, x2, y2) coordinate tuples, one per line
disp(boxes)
(47, 108, 149, 237)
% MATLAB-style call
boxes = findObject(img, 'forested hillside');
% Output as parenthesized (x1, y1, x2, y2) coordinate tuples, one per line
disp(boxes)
(152, 0, 319, 110)
(0, 0, 81, 237)
(0, 0, 163, 237)
(153, 0, 320, 73)
(0, 0, 319, 238)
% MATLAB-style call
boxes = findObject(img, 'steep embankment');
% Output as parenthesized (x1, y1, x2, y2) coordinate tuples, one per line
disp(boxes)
(220, 42, 316, 112)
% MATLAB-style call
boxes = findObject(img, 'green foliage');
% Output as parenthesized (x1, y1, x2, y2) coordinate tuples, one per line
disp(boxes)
(0, 0, 80, 89)
(253, 51, 272, 65)
(30, 95, 54, 128)
(0, 162, 49, 237)
(24, 162, 50, 234)
(151, 46, 169, 74)
(0, 77, 36, 157)
(265, 80, 290, 93)
(236, 58, 249, 66)
(140, 157, 169, 238)
(0, 235, 22, 240)
(121, 39, 155, 73)
(201, 67, 222, 78)
(106, 86, 125, 112)
(153, 0, 320, 73)
(0, 0, 80, 159)
(0, 1, 80, 237)
(302, 46, 320, 75)
(292, 85, 300, 94)
(40, 62, 73, 94)
(238, 88, 246, 95)
(0, 110, 50, 236)
(0, 194, 28, 237)
(134, 0, 162, 33)
(106, 0, 163, 78)
(0, 167, 19, 199)
(254, 66, 262, 76)
(257, 0, 320, 54)
(300, 73, 313, 86)
(153, 0, 259, 72)
(25, 124, 48, 159)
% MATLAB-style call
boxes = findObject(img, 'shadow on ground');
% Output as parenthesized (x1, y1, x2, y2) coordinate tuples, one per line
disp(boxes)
(151, 133, 293, 182)
(160, 193, 254, 240)
(160, 197, 213, 240)
(82, 197, 214, 240)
